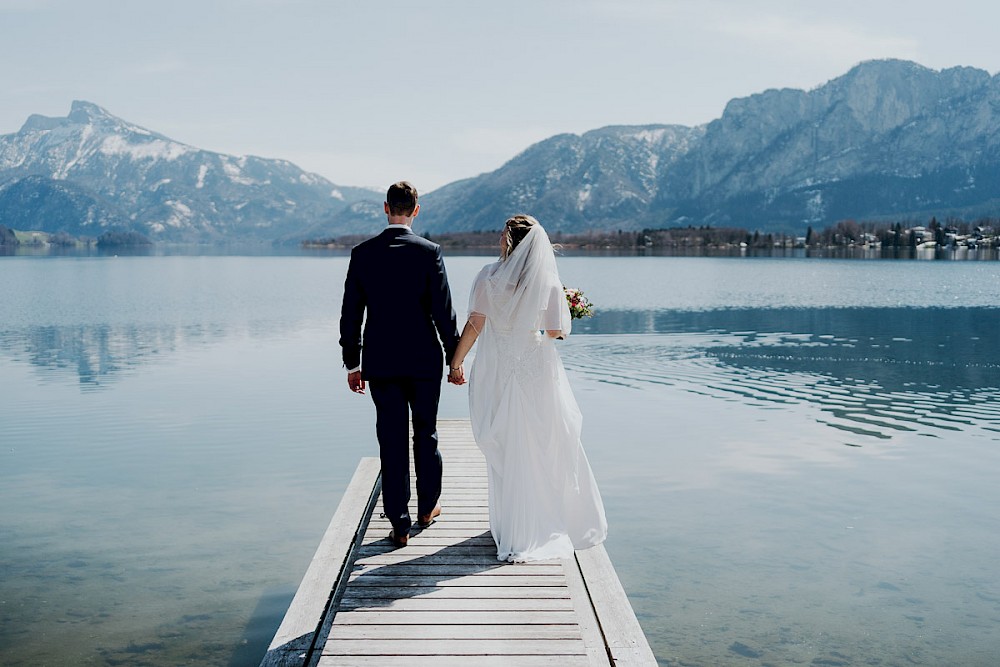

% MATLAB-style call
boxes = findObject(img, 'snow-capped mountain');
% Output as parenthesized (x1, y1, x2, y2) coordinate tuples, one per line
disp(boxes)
(0, 101, 376, 241)
(658, 59, 1000, 230)
(419, 124, 704, 233)
(415, 59, 1000, 233)
(5, 60, 1000, 242)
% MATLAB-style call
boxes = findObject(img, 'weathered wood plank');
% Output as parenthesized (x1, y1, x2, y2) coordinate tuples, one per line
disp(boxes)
(351, 564, 563, 577)
(365, 521, 492, 532)
(369, 507, 487, 516)
(338, 597, 575, 612)
(331, 611, 580, 625)
(317, 655, 590, 666)
(353, 554, 541, 567)
(259, 457, 381, 667)
(360, 536, 495, 547)
(327, 624, 581, 640)
(325, 638, 588, 656)
(338, 586, 571, 600)
(576, 545, 657, 666)
(355, 544, 498, 557)
(563, 552, 615, 667)
(365, 521, 492, 530)
(368, 507, 490, 517)
(360, 534, 494, 544)
(363, 527, 493, 537)
(372, 499, 490, 507)
(345, 575, 567, 587)
(435, 491, 487, 496)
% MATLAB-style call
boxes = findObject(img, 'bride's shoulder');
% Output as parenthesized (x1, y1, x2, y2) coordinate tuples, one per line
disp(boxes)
(476, 262, 501, 278)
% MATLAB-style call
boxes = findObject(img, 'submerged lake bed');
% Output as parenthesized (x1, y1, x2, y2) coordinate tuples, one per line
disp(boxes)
(2, 253, 999, 666)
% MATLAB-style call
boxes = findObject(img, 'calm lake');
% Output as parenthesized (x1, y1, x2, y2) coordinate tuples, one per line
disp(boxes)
(2, 252, 999, 666)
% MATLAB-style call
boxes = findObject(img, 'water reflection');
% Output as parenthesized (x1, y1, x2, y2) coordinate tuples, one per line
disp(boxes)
(4, 255, 1000, 667)
(4, 305, 999, 447)
(566, 307, 1000, 445)
(0, 323, 253, 389)
(0, 325, 185, 388)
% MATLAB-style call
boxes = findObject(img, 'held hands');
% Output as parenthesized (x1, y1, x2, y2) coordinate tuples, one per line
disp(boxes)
(347, 370, 366, 395)
(448, 364, 466, 386)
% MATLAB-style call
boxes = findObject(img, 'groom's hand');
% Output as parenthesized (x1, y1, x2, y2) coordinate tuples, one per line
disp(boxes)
(347, 371, 366, 394)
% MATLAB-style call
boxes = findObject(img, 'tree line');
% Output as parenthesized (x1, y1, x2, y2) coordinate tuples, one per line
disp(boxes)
(303, 216, 999, 250)
(0, 225, 152, 248)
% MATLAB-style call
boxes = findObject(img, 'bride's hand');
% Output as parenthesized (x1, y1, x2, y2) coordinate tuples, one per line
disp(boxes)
(448, 365, 466, 385)
(545, 329, 564, 340)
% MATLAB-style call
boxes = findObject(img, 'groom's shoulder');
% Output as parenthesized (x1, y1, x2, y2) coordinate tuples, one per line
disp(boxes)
(351, 230, 440, 260)
(409, 233, 440, 253)
(350, 233, 380, 253)
(393, 230, 441, 256)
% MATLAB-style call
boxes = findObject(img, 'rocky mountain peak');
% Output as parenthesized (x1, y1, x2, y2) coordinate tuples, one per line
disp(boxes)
(19, 113, 66, 133)
(0, 101, 377, 241)
(67, 100, 114, 123)
(17, 100, 165, 143)
(821, 59, 991, 134)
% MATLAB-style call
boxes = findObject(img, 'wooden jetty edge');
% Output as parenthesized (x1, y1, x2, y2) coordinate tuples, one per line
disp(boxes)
(261, 419, 655, 667)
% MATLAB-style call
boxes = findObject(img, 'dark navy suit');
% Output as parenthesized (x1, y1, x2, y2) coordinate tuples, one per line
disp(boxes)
(339, 226, 460, 534)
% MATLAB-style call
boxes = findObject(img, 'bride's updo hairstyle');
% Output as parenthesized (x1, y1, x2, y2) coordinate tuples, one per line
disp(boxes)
(502, 214, 539, 260)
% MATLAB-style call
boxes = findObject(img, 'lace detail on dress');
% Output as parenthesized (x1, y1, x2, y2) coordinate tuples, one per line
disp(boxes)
(492, 329, 546, 390)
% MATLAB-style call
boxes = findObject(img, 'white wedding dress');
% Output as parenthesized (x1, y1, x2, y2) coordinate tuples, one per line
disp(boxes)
(467, 225, 607, 562)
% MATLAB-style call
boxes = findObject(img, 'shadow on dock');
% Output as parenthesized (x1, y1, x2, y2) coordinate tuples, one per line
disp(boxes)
(261, 421, 655, 666)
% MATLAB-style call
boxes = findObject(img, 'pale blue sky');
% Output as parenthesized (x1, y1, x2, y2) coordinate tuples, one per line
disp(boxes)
(3, 0, 998, 191)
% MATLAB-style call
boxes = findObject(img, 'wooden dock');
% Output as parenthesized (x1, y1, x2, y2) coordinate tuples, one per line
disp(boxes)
(261, 419, 655, 667)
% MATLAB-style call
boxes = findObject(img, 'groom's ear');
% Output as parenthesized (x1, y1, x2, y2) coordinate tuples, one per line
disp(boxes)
(384, 202, 391, 215)
(411, 204, 420, 218)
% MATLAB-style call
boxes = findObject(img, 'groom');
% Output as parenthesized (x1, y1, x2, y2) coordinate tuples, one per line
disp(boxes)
(339, 181, 461, 548)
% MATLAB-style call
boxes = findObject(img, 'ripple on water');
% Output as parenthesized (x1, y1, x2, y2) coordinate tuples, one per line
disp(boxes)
(562, 331, 1000, 446)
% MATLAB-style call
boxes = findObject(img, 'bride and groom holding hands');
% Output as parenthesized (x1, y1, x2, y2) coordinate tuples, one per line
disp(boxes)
(339, 181, 606, 563)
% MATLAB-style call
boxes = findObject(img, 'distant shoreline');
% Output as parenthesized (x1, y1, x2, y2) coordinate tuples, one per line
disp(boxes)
(302, 219, 999, 258)
(4, 218, 997, 260)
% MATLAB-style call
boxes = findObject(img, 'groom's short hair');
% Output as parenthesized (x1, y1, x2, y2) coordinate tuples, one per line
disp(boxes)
(386, 181, 418, 216)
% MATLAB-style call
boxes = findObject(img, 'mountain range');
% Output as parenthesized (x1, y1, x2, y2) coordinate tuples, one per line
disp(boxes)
(420, 59, 1000, 234)
(0, 101, 376, 242)
(2, 59, 998, 242)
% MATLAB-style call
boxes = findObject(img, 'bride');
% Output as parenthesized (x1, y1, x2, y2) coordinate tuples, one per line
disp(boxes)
(448, 215, 607, 562)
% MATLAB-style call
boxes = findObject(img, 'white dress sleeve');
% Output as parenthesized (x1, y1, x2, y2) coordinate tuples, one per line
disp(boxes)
(468, 264, 494, 319)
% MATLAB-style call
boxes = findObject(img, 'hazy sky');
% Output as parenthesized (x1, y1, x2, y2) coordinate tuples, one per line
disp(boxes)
(3, 0, 998, 192)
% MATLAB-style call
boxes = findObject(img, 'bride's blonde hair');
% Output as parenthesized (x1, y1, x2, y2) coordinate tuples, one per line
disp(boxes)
(502, 214, 539, 259)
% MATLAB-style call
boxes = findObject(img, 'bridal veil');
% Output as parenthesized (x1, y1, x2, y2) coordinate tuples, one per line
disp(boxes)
(467, 223, 607, 562)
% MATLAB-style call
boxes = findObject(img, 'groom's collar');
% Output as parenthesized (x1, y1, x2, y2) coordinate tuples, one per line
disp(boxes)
(386, 224, 412, 231)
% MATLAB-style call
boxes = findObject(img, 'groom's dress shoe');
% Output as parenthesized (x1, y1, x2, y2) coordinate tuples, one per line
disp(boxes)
(388, 530, 408, 548)
(417, 504, 442, 528)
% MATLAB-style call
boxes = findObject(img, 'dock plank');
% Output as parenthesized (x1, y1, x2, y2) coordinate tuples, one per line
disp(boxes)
(331, 611, 581, 625)
(317, 656, 591, 667)
(259, 457, 381, 666)
(325, 638, 587, 656)
(327, 624, 582, 640)
(262, 419, 655, 667)
(351, 564, 562, 576)
(577, 545, 659, 666)
(338, 586, 571, 600)
(344, 574, 568, 587)
(337, 597, 575, 611)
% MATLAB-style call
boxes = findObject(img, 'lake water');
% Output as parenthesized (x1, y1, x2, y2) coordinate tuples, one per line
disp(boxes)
(1, 253, 999, 666)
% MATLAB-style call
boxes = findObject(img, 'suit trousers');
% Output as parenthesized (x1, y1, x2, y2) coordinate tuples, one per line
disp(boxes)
(368, 378, 443, 534)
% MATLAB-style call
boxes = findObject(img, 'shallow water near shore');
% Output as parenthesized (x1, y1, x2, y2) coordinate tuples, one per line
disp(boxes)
(2, 253, 999, 666)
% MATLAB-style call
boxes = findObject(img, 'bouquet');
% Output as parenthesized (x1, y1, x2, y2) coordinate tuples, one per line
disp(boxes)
(564, 286, 594, 319)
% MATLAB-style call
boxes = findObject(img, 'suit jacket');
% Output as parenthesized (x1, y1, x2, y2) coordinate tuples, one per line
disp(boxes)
(339, 227, 461, 380)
